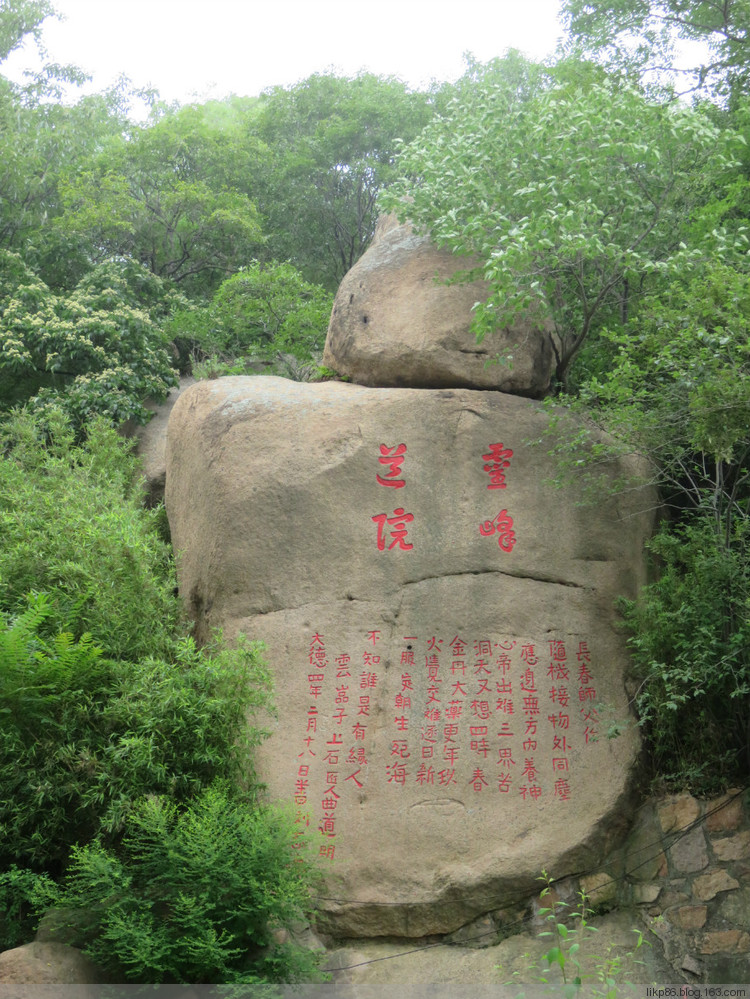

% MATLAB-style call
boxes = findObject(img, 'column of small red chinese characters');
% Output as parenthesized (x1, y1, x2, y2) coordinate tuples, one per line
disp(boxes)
(478, 443, 517, 552)
(371, 443, 415, 552)
(518, 645, 543, 801)
(387, 637, 414, 788)
(344, 631, 380, 796)
(441, 635, 467, 789)
(577, 640, 599, 748)
(546, 639, 573, 800)
(317, 642, 349, 862)
(416, 637, 443, 788)
(547, 640, 572, 802)
(292, 633, 329, 859)
(468, 637, 493, 792)
(494, 641, 517, 794)
(315, 637, 338, 861)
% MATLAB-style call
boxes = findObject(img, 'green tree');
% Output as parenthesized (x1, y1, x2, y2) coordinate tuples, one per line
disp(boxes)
(0, 252, 179, 426)
(561, 0, 750, 102)
(0, 3, 145, 290)
(255, 72, 437, 288)
(0, 0, 54, 66)
(170, 260, 333, 370)
(57, 102, 267, 298)
(386, 54, 744, 390)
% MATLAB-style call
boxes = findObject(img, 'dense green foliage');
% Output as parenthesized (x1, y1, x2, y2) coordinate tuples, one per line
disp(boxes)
(620, 517, 750, 788)
(255, 72, 439, 289)
(169, 260, 333, 374)
(0, 254, 179, 426)
(59, 787, 321, 984)
(57, 103, 266, 299)
(561, 0, 750, 102)
(0, 410, 320, 980)
(573, 263, 750, 526)
(0, 411, 179, 656)
(0, 866, 58, 950)
(0, 592, 273, 871)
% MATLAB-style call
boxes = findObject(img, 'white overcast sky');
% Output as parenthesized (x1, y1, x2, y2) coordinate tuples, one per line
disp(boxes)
(4, 0, 567, 106)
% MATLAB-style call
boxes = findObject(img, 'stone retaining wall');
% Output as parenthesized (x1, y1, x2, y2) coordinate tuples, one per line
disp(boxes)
(324, 787, 750, 984)
(533, 787, 750, 983)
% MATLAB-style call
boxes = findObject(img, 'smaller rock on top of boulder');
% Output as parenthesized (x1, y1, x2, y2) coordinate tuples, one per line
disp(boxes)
(323, 214, 556, 396)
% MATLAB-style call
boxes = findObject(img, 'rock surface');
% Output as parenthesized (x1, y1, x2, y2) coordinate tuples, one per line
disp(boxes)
(120, 376, 196, 505)
(324, 910, 674, 985)
(323, 216, 556, 395)
(166, 376, 655, 938)
(0, 941, 102, 985)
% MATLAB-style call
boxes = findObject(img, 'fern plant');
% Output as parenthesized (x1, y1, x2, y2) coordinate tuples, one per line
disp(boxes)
(0, 593, 275, 872)
(59, 786, 323, 984)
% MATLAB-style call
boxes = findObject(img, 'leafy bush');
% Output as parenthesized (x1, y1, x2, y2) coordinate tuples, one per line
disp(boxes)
(0, 408, 180, 659)
(620, 516, 750, 792)
(0, 593, 274, 872)
(0, 252, 178, 427)
(0, 407, 321, 979)
(0, 866, 60, 950)
(59, 786, 322, 984)
(169, 260, 332, 368)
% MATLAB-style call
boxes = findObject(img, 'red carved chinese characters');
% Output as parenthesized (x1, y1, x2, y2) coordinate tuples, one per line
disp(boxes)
(377, 443, 407, 488)
(292, 630, 601, 862)
(479, 510, 517, 552)
(372, 508, 414, 551)
(370, 443, 415, 549)
(482, 442, 513, 489)
(478, 440, 517, 552)
(577, 639, 599, 745)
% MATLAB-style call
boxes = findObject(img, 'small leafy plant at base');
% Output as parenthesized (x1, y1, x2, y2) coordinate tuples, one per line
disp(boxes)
(57, 785, 325, 985)
(502, 872, 646, 998)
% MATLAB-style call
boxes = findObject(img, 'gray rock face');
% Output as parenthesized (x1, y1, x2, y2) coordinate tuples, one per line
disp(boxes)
(166, 376, 655, 938)
(323, 216, 556, 395)
(324, 910, 675, 985)
(0, 941, 103, 985)
(120, 376, 196, 505)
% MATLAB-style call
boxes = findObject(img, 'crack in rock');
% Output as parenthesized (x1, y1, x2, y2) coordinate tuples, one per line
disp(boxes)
(242, 568, 589, 620)
(399, 568, 589, 590)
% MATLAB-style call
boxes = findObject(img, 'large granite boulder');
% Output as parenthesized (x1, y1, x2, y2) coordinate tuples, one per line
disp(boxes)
(323, 215, 556, 395)
(166, 376, 655, 938)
